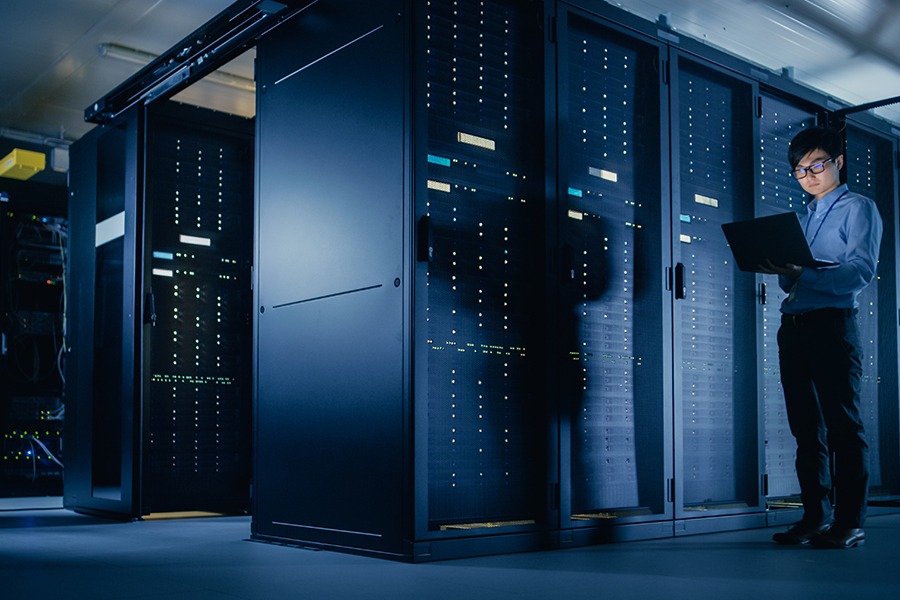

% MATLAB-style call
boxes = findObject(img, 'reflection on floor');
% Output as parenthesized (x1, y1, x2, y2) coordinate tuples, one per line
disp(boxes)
(2, 498, 899, 600)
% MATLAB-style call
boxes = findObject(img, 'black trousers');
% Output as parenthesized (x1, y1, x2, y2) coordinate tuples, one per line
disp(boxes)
(777, 308, 869, 529)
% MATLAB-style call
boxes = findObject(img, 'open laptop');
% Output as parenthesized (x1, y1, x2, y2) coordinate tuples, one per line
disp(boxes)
(721, 212, 838, 273)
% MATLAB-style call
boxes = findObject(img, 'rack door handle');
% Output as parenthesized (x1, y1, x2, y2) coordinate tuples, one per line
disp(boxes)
(674, 262, 686, 300)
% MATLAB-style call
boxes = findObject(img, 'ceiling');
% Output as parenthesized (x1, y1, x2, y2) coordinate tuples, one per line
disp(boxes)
(1, 0, 899, 186)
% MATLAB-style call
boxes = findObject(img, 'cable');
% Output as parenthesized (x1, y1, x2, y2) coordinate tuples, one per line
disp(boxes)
(29, 436, 64, 469)
(56, 225, 67, 386)
(28, 438, 37, 481)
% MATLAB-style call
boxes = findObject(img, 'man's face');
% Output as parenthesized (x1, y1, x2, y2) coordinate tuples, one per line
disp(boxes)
(794, 148, 843, 199)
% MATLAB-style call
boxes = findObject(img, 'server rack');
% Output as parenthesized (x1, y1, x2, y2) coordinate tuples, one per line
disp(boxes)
(844, 120, 900, 503)
(64, 102, 253, 518)
(252, 0, 551, 560)
(669, 52, 764, 532)
(553, 6, 672, 544)
(418, 0, 547, 540)
(253, 0, 411, 557)
(0, 178, 67, 497)
(755, 93, 816, 519)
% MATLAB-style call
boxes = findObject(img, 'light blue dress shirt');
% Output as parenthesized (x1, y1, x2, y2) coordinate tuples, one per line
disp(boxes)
(778, 183, 883, 314)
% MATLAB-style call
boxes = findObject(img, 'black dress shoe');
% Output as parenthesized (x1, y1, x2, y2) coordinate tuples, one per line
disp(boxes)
(810, 526, 865, 549)
(772, 521, 832, 545)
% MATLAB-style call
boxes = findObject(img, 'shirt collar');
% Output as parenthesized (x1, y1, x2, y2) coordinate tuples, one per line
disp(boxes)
(808, 183, 849, 214)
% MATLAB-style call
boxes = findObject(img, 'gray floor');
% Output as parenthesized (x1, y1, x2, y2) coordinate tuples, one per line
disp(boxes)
(2, 498, 898, 600)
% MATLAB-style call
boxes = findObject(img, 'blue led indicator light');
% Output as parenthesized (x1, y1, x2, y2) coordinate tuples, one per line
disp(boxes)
(427, 154, 452, 167)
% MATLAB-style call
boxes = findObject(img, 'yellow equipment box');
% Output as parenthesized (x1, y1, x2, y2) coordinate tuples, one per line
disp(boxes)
(0, 148, 46, 180)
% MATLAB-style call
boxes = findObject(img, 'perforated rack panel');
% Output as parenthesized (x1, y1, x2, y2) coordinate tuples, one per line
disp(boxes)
(423, 0, 545, 527)
(757, 95, 815, 499)
(561, 14, 666, 517)
(144, 105, 252, 513)
(846, 124, 897, 495)
(675, 59, 758, 509)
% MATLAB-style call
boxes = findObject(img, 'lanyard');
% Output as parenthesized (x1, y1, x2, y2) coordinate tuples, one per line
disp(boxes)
(805, 190, 848, 249)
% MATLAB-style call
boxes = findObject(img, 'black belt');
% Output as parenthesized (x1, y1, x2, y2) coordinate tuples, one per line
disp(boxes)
(781, 307, 856, 326)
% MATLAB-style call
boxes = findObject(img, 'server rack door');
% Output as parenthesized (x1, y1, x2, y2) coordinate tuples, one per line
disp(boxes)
(253, 0, 408, 556)
(670, 54, 763, 522)
(417, 0, 547, 540)
(142, 102, 253, 514)
(64, 110, 142, 517)
(845, 121, 900, 501)
(756, 94, 816, 504)
(554, 8, 670, 530)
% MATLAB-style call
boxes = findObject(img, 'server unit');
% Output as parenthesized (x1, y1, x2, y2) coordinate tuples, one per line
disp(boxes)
(64, 102, 253, 518)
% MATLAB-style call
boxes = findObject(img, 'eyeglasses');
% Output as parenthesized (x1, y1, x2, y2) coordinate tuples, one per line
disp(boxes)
(791, 157, 836, 180)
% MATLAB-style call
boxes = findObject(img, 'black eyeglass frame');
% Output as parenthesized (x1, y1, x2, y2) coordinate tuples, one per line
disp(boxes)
(791, 156, 837, 180)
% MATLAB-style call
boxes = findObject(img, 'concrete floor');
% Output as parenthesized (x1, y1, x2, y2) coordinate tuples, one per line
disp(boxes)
(2, 498, 898, 600)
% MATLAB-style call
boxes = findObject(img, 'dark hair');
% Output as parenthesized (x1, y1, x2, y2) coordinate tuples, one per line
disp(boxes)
(788, 126, 844, 169)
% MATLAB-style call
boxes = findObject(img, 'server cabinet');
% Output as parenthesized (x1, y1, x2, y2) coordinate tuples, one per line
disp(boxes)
(756, 94, 816, 508)
(252, 0, 548, 560)
(845, 121, 900, 501)
(0, 180, 68, 496)
(554, 6, 672, 542)
(142, 103, 253, 514)
(65, 103, 253, 518)
(417, 0, 547, 545)
(253, 0, 409, 557)
(669, 52, 765, 529)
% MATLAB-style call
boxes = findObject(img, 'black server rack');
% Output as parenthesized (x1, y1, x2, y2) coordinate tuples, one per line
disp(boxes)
(253, 0, 410, 557)
(670, 54, 763, 528)
(756, 96, 809, 521)
(142, 103, 253, 514)
(554, 8, 670, 542)
(0, 179, 67, 497)
(420, 0, 546, 535)
(845, 121, 900, 502)
(252, 0, 548, 560)
(756, 95, 816, 508)
(64, 102, 253, 518)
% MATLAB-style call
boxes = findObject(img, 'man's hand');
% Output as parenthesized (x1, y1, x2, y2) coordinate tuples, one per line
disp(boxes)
(758, 259, 803, 279)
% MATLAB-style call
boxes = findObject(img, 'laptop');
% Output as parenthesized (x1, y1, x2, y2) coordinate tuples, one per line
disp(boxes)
(721, 212, 838, 273)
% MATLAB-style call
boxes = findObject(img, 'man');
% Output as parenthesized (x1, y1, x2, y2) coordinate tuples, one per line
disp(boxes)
(762, 126, 882, 549)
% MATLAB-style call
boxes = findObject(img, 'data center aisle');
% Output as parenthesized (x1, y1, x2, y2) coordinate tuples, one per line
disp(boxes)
(1, 498, 898, 600)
